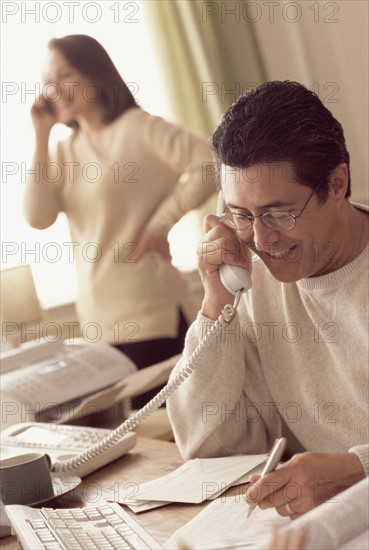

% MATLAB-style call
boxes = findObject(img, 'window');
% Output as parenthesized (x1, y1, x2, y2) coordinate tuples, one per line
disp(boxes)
(1, 2, 198, 307)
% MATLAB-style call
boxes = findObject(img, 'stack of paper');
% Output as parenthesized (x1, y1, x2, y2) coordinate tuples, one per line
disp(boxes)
(110, 454, 267, 513)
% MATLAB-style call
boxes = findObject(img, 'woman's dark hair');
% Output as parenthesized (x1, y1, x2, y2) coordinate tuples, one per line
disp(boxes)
(211, 81, 351, 202)
(48, 34, 139, 127)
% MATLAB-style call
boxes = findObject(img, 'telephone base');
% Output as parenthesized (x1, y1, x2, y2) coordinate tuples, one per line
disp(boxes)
(1, 423, 137, 479)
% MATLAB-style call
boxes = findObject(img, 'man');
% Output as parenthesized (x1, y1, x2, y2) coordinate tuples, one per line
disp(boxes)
(167, 81, 368, 519)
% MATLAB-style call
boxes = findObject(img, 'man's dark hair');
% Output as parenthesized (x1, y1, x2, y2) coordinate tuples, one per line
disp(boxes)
(211, 81, 351, 202)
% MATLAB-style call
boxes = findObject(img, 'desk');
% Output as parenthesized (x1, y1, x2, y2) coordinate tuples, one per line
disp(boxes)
(2, 436, 209, 549)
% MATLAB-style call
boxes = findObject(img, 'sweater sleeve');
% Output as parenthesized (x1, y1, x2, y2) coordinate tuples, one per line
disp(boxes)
(349, 445, 369, 476)
(22, 141, 65, 230)
(167, 310, 282, 461)
(142, 115, 216, 236)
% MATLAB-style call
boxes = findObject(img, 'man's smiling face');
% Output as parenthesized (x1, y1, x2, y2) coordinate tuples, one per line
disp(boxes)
(221, 162, 342, 282)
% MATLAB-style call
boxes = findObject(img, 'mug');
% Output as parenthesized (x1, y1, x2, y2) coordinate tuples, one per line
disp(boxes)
(0, 452, 53, 537)
(0, 452, 53, 506)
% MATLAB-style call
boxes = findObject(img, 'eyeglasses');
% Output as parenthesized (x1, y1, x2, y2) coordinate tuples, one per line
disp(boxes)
(219, 186, 318, 232)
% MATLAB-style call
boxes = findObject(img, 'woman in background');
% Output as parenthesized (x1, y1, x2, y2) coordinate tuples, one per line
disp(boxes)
(24, 34, 215, 409)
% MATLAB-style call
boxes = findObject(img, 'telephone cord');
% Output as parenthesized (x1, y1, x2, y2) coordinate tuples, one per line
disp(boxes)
(52, 290, 243, 473)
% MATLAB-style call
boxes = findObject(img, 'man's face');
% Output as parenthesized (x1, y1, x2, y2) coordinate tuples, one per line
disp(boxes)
(221, 162, 341, 282)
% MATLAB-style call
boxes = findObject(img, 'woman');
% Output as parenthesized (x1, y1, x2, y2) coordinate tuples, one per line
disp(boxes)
(24, 34, 215, 409)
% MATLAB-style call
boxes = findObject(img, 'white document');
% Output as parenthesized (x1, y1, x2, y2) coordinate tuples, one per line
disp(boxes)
(164, 494, 290, 549)
(133, 454, 266, 504)
(111, 454, 266, 512)
(116, 459, 267, 513)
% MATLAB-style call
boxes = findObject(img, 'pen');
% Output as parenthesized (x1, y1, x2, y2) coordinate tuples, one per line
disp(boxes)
(246, 437, 287, 519)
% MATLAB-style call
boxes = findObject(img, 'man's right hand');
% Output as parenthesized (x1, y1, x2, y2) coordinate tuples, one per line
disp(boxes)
(197, 214, 252, 319)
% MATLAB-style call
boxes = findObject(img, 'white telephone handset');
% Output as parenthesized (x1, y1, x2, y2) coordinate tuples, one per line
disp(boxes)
(216, 192, 252, 294)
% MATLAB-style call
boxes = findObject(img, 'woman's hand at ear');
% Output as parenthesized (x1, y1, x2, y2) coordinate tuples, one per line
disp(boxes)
(30, 94, 57, 138)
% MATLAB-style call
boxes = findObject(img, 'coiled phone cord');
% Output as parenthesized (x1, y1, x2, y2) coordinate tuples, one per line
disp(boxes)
(52, 290, 244, 473)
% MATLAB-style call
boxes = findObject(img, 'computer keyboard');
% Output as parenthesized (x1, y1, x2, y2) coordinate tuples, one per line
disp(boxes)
(5, 502, 163, 549)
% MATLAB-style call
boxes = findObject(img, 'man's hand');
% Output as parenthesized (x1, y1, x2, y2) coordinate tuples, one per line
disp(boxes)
(245, 451, 365, 519)
(197, 214, 252, 319)
(134, 228, 172, 261)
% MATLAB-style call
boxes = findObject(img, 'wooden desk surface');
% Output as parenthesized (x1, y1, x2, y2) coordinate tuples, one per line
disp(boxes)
(2, 436, 209, 549)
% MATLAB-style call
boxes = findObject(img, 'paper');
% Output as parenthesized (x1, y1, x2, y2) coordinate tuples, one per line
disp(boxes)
(56, 354, 181, 423)
(111, 459, 267, 513)
(110, 454, 266, 511)
(117, 499, 171, 513)
(132, 454, 266, 504)
(164, 495, 289, 549)
(207, 461, 266, 500)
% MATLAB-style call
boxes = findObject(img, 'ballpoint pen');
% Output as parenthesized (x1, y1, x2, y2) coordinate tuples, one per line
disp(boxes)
(246, 437, 287, 519)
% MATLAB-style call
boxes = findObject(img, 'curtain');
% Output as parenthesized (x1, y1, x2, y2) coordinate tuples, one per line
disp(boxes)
(144, 0, 267, 136)
(143, 0, 267, 270)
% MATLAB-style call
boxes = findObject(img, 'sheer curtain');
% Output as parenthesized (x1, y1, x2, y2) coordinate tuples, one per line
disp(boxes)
(144, 0, 266, 136)
(143, 0, 266, 270)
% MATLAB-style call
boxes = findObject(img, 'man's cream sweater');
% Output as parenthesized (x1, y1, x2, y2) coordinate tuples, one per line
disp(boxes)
(168, 228, 369, 475)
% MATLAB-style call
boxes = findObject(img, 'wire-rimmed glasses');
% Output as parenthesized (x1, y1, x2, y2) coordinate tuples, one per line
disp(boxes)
(219, 187, 318, 232)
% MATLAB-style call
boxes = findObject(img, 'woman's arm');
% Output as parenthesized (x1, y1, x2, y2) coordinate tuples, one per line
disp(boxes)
(143, 115, 216, 237)
(23, 96, 63, 229)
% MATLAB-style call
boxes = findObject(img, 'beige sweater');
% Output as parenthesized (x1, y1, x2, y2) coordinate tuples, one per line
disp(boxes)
(167, 217, 369, 475)
(23, 108, 215, 342)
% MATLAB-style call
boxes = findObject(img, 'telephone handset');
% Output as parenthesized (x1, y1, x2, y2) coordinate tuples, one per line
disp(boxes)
(216, 192, 252, 294)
